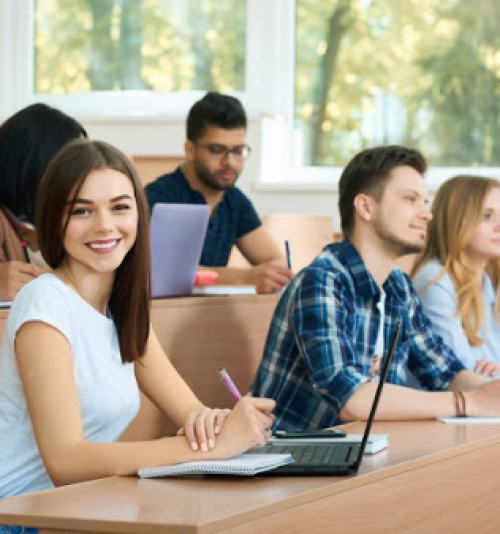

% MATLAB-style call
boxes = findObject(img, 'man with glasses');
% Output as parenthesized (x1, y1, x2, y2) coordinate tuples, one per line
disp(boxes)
(145, 92, 293, 294)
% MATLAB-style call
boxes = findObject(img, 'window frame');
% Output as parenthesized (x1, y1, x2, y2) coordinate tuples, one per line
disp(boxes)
(1, 0, 499, 186)
(0, 1, 290, 144)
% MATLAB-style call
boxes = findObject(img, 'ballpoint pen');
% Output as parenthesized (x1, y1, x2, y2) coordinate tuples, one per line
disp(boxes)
(217, 366, 275, 433)
(20, 241, 30, 263)
(285, 240, 291, 270)
(217, 366, 242, 400)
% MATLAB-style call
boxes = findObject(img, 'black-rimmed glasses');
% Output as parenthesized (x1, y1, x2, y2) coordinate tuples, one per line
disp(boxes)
(195, 143, 251, 160)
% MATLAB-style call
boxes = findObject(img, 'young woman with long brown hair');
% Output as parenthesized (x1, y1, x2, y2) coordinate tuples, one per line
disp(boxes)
(0, 139, 274, 502)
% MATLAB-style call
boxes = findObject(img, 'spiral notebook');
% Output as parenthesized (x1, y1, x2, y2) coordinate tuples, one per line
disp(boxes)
(137, 453, 293, 478)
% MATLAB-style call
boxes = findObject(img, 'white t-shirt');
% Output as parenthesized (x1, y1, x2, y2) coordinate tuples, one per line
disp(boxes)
(369, 289, 386, 380)
(0, 273, 140, 497)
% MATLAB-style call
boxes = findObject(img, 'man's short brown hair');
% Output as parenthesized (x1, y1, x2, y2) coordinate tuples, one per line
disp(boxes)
(338, 145, 427, 237)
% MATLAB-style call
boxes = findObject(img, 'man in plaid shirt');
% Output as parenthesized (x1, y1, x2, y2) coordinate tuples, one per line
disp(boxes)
(251, 145, 500, 430)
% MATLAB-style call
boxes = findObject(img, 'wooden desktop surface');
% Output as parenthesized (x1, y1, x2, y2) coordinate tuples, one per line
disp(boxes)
(1, 420, 500, 533)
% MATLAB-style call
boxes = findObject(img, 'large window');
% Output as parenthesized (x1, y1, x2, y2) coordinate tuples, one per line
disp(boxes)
(34, 0, 246, 94)
(294, 0, 500, 168)
(3, 0, 500, 180)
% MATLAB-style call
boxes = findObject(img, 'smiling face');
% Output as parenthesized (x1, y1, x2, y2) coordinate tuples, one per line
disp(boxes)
(370, 165, 432, 257)
(464, 187, 500, 267)
(62, 168, 138, 277)
(186, 126, 247, 191)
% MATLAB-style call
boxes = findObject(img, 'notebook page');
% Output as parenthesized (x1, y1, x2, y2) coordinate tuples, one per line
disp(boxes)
(138, 453, 292, 478)
(438, 417, 500, 425)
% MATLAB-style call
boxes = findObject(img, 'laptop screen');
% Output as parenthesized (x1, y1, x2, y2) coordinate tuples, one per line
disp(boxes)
(353, 320, 401, 469)
(150, 203, 210, 298)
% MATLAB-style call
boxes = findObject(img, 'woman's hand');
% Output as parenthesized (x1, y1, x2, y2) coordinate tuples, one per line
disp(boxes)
(213, 397, 276, 458)
(177, 397, 276, 457)
(474, 359, 500, 377)
(177, 407, 232, 451)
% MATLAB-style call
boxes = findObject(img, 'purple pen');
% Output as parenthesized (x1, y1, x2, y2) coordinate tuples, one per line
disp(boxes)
(217, 366, 242, 400)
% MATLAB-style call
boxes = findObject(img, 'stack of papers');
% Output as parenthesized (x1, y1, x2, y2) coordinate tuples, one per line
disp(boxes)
(192, 285, 257, 295)
(138, 453, 293, 478)
(438, 417, 500, 425)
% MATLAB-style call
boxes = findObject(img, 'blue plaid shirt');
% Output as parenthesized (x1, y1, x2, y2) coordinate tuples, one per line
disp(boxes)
(145, 167, 261, 266)
(251, 239, 465, 431)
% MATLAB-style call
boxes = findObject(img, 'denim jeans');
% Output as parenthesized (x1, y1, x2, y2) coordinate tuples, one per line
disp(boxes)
(0, 526, 38, 533)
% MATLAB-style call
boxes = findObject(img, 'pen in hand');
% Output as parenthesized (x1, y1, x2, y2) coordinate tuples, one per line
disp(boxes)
(217, 366, 276, 434)
(217, 366, 242, 400)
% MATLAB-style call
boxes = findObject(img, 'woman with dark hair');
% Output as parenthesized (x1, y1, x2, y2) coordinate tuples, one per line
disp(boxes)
(0, 138, 274, 502)
(0, 103, 87, 300)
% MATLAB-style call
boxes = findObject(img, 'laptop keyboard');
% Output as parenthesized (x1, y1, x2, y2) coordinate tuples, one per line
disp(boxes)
(262, 443, 359, 466)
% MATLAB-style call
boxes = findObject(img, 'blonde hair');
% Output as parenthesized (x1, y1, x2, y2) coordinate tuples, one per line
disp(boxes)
(412, 175, 500, 346)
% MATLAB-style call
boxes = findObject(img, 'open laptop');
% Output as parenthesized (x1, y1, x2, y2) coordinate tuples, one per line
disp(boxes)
(150, 203, 210, 298)
(254, 321, 401, 475)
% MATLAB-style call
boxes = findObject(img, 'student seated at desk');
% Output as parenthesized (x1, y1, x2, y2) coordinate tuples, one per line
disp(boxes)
(145, 92, 293, 294)
(0, 103, 87, 301)
(412, 175, 500, 378)
(251, 145, 500, 431)
(0, 139, 274, 501)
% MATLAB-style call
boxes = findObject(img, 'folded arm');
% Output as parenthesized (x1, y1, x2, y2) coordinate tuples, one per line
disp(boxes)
(16, 322, 275, 486)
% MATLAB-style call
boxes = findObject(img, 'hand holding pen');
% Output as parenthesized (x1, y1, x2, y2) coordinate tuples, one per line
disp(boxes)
(217, 366, 275, 436)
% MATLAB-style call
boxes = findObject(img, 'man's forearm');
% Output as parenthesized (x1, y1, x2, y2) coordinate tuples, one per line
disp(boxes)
(339, 381, 456, 422)
(448, 369, 487, 392)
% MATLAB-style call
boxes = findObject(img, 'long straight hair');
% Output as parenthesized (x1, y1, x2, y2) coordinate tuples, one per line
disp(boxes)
(35, 139, 150, 362)
(412, 175, 500, 345)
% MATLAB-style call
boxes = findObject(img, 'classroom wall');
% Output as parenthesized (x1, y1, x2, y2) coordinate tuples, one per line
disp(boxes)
(132, 155, 340, 231)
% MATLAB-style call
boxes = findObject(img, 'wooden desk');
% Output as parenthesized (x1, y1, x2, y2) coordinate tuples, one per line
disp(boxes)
(1, 420, 500, 533)
(0, 294, 280, 440)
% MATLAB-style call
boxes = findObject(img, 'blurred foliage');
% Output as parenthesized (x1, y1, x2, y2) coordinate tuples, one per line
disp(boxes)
(34, 0, 246, 93)
(295, 0, 500, 166)
(34, 0, 500, 167)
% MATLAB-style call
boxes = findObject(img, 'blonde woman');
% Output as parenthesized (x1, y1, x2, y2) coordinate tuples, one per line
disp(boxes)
(412, 175, 500, 377)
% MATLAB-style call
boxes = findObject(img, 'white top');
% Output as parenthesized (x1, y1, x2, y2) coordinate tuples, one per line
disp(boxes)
(374, 290, 386, 356)
(414, 259, 500, 373)
(370, 290, 386, 380)
(0, 273, 140, 497)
